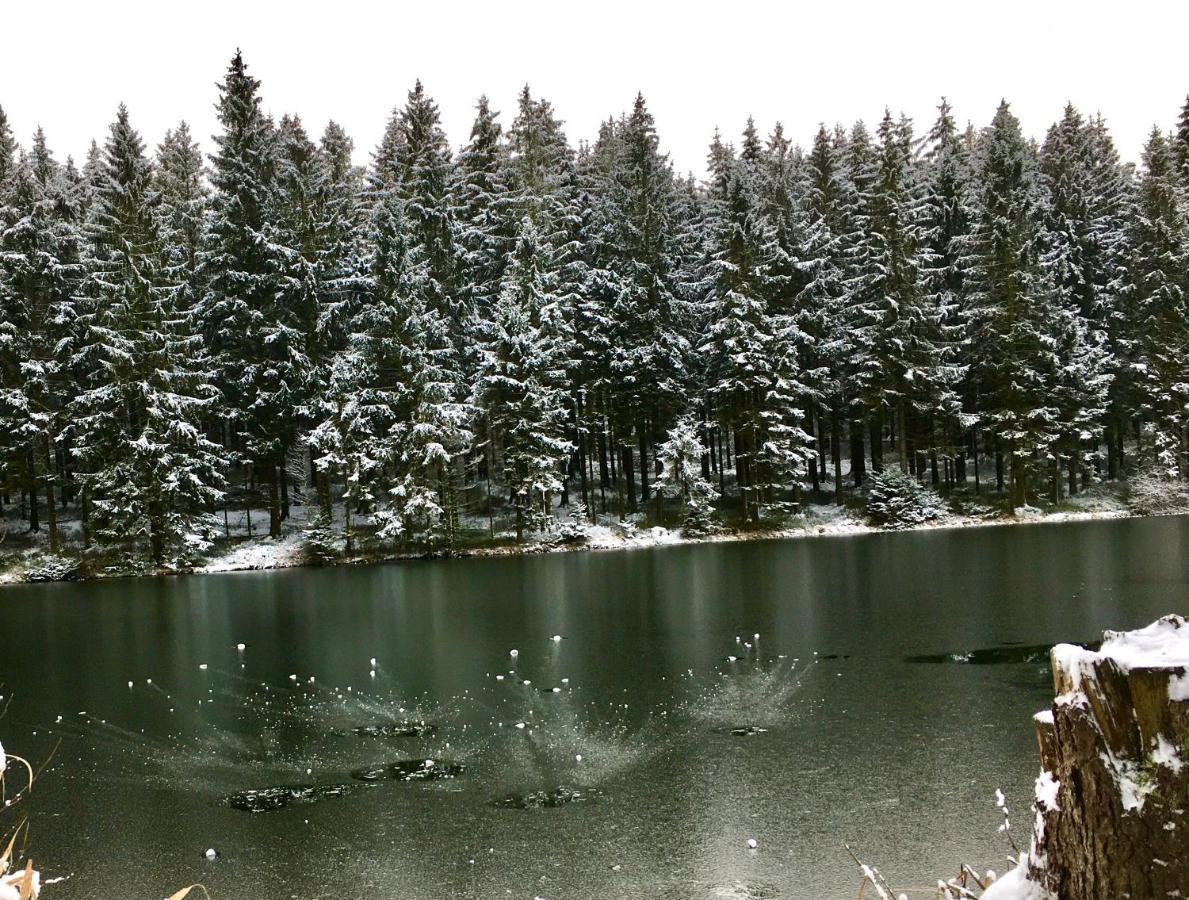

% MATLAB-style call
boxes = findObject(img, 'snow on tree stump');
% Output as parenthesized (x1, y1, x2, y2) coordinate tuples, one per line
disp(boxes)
(1026, 614, 1189, 899)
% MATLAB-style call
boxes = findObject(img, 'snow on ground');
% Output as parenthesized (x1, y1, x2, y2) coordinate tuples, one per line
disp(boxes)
(0, 494, 1167, 583)
(584, 523, 686, 550)
(980, 866, 1054, 900)
(198, 532, 306, 573)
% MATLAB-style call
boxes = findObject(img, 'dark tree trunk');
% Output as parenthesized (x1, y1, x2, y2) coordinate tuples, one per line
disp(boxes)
(849, 418, 865, 487)
(280, 462, 290, 520)
(1029, 615, 1189, 899)
(831, 414, 843, 505)
(26, 451, 39, 533)
(622, 444, 637, 514)
(638, 426, 649, 511)
(597, 423, 609, 514)
(43, 437, 58, 553)
(268, 463, 281, 537)
(868, 414, 883, 473)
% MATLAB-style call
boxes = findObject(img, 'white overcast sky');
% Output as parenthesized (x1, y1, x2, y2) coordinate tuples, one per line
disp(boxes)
(2, 0, 1186, 177)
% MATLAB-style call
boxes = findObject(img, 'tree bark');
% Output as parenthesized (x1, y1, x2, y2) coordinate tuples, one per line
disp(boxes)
(1026, 615, 1189, 899)
(831, 414, 843, 505)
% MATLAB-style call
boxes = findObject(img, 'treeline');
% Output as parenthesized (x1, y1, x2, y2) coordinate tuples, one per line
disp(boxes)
(1, 52, 1187, 564)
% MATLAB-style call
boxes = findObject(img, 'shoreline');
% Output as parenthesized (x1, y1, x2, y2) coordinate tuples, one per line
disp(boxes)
(0, 496, 1156, 588)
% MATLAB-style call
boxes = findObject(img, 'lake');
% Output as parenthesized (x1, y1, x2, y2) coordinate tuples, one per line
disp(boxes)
(2, 516, 1187, 899)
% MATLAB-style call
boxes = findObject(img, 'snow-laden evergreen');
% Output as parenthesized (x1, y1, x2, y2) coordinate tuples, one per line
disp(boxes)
(71, 106, 223, 564)
(2, 52, 1189, 564)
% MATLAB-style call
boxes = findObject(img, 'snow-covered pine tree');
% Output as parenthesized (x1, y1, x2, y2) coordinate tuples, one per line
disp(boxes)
(864, 111, 959, 479)
(0, 127, 82, 548)
(836, 119, 880, 486)
(0, 106, 15, 186)
(197, 51, 284, 536)
(371, 193, 472, 552)
(71, 105, 223, 565)
(964, 102, 1061, 507)
(919, 98, 976, 487)
(794, 126, 850, 502)
(312, 120, 365, 369)
(563, 143, 619, 518)
(477, 217, 572, 542)
(1083, 114, 1133, 480)
(598, 95, 688, 515)
(456, 96, 515, 321)
(373, 81, 464, 335)
(506, 86, 573, 225)
(1174, 95, 1189, 191)
(655, 413, 718, 529)
(1120, 128, 1189, 476)
(702, 163, 811, 522)
(1037, 104, 1117, 498)
(267, 113, 335, 523)
(154, 122, 208, 314)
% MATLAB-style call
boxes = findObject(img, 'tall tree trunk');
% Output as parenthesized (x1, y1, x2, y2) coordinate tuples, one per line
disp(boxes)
(577, 422, 590, 511)
(43, 436, 58, 554)
(26, 450, 39, 533)
(831, 414, 843, 506)
(268, 463, 281, 538)
(81, 486, 91, 550)
(1011, 452, 1027, 509)
(622, 444, 637, 514)
(896, 402, 908, 475)
(245, 463, 254, 539)
(868, 413, 883, 473)
(597, 419, 609, 515)
(280, 459, 290, 520)
(638, 425, 649, 512)
(849, 417, 865, 487)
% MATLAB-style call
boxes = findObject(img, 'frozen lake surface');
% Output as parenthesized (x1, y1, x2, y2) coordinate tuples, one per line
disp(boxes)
(2, 515, 1187, 899)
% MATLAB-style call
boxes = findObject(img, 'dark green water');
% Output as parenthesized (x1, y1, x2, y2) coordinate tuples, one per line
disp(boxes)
(2, 516, 1187, 899)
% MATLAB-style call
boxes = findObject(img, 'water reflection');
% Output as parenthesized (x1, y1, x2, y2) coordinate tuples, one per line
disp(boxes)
(1, 516, 1186, 899)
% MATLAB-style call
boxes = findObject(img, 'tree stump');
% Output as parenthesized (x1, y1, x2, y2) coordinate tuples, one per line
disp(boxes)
(1026, 614, 1189, 899)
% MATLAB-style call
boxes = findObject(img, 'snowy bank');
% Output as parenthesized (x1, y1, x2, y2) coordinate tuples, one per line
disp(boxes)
(0, 490, 1160, 586)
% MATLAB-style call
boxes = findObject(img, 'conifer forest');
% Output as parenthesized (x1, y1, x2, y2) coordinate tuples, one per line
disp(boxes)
(2, 51, 1188, 568)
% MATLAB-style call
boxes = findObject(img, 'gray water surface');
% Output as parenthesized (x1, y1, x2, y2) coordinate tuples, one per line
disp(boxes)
(2, 516, 1187, 899)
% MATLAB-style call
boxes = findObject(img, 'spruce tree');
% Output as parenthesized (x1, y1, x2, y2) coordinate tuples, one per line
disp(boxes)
(920, 98, 975, 486)
(1121, 129, 1189, 476)
(372, 81, 463, 331)
(599, 95, 688, 512)
(702, 165, 811, 521)
(477, 217, 572, 541)
(456, 96, 515, 320)
(0, 127, 82, 547)
(795, 126, 850, 502)
(71, 106, 223, 565)
(965, 102, 1060, 507)
(197, 50, 283, 535)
